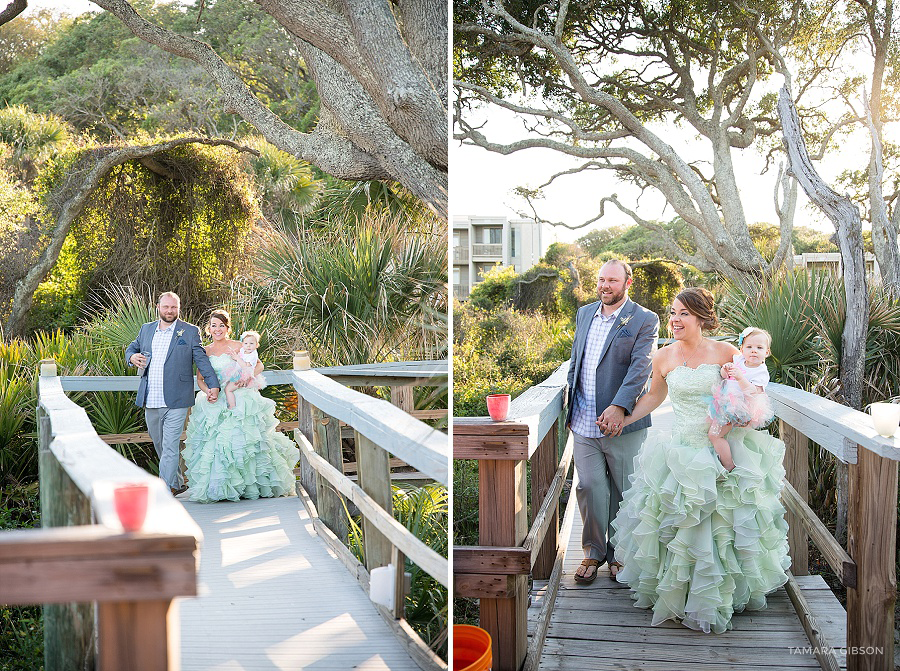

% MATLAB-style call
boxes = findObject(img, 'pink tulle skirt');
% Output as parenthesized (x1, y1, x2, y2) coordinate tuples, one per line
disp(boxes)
(222, 362, 266, 391)
(707, 379, 773, 430)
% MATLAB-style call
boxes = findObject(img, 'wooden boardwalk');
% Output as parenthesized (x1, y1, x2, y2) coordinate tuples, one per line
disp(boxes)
(176, 493, 421, 671)
(528, 400, 848, 671)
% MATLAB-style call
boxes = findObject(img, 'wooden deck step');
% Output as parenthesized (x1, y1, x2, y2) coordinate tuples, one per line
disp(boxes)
(176, 494, 421, 670)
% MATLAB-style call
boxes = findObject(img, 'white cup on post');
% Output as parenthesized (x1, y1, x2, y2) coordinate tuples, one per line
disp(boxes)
(870, 402, 900, 438)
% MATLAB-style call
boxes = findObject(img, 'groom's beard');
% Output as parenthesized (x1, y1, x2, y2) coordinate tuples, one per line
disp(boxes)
(158, 310, 179, 325)
(600, 288, 626, 306)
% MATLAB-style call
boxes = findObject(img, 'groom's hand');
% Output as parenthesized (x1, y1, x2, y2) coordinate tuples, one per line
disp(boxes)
(207, 388, 220, 402)
(597, 405, 626, 437)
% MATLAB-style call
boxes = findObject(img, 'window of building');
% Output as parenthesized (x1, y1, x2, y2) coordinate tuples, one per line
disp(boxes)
(486, 227, 501, 244)
(453, 267, 460, 284)
(510, 229, 517, 258)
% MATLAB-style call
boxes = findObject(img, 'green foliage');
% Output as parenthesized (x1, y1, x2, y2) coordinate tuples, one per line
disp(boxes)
(467, 264, 516, 311)
(0, 1, 317, 139)
(0, 483, 42, 669)
(453, 302, 571, 417)
(630, 261, 684, 332)
(23, 139, 260, 331)
(255, 211, 447, 366)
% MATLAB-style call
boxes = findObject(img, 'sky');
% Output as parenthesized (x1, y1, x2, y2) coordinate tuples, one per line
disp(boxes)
(23, 0, 96, 16)
(451, 81, 876, 245)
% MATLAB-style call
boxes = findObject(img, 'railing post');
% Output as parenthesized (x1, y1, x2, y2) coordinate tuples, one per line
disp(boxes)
(354, 430, 393, 570)
(38, 367, 96, 671)
(97, 600, 175, 670)
(780, 419, 809, 576)
(390, 385, 415, 413)
(309, 405, 348, 543)
(297, 396, 317, 503)
(531, 419, 558, 580)
(479, 458, 528, 671)
(847, 446, 897, 671)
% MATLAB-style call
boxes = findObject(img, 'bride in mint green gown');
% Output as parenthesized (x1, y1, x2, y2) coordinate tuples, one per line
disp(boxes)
(183, 310, 297, 503)
(608, 289, 790, 634)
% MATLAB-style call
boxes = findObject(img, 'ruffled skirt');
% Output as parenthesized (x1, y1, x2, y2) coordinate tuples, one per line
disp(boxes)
(183, 388, 297, 503)
(708, 379, 774, 429)
(610, 426, 790, 633)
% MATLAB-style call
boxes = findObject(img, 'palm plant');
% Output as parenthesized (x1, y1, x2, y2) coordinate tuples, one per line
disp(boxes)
(243, 136, 324, 233)
(255, 211, 447, 367)
(0, 105, 71, 183)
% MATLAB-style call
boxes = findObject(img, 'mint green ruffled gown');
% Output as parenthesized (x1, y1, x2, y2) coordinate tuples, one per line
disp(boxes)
(610, 364, 790, 634)
(183, 354, 298, 503)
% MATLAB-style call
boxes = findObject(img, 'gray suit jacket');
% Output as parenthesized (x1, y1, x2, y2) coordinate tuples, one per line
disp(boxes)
(125, 319, 220, 409)
(566, 298, 659, 434)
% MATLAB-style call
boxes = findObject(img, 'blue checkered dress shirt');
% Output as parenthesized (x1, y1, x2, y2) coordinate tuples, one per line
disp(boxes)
(146, 321, 176, 408)
(570, 305, 624, 438)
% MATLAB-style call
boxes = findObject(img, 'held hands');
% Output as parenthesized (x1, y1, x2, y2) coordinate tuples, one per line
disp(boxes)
(206, 388, 220, 403)
(596, 405, 626, 437)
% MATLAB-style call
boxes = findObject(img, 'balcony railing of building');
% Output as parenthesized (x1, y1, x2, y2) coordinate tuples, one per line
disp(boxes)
(472, 244, 502, 257)
(454, 248, 470, 263)
(453, 284, 470, 299)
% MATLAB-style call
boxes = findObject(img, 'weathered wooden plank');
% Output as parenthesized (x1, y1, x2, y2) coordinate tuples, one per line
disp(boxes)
(543, 620, 816, 647)
(781, 419, 810, 576)
(97, 600, 174, 671)
(544, 607, 807, 631)
(310, 405, 348, 544)
(390, 385, 415, 413)
(784, 572, 841, 671)
(453, 573, 517, 598)
(539, 638, 821, 669)
(0, 525, 195, 560)
(479, 458, 528, 671)
(523, 468, 579, 671)
(769, 383, 900, 462)
(781, 479, 856, 587)
(355, 430, 393, 571)
(293, 370, 448, 484)
(525, 429, 572, 575)
(847, 446, 898, 671)
(451, 431, 530, 460)
(295, 430, 448, 587)
(453, 546, 531, 575)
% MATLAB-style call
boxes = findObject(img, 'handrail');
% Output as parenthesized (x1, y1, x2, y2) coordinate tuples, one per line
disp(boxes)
(455, 360, 900, 671)
(292, 369, 448, 485)
(452, 361, 570, 671)
(0, 363, 202, 671)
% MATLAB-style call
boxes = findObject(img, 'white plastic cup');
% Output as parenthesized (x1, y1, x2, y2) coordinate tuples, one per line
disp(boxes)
(870, 402, 900, 438)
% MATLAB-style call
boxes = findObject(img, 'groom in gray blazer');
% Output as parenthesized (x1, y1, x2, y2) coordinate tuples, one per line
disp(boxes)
(125, 292, 220, 494)
(566, 260, 658, 583)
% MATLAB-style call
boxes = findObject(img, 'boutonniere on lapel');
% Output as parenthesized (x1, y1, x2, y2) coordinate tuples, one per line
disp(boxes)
(176, 329, 185, 337)
(617, 315, 633, 337)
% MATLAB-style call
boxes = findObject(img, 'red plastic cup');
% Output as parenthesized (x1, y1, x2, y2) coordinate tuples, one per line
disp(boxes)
(114, 483, 149, 532)
(486, 394, 511, 421)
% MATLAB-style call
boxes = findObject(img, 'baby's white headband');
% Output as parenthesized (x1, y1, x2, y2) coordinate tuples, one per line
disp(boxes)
(737, 326, 755, 346)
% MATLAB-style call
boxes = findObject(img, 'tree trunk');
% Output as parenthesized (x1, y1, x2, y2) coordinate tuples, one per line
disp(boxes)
(777, 85, 868, 545)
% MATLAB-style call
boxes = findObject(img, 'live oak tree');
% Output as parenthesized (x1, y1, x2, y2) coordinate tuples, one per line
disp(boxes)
(454, 0, 814, 285)
(89, 0, 449, 219)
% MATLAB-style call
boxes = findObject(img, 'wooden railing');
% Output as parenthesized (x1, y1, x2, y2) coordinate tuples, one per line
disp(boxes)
(452, 363, 570, 671)
(768, 383, 899, 671)
(8, 359, 449, 671)
(453, 364, 900, 671)
(290, 368, 450, 670)
(0, 362, 201, 670)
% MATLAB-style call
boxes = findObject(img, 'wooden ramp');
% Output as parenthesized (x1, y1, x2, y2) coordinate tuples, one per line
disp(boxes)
(175, 494, 420, 671)
(529, 400, 848, 671)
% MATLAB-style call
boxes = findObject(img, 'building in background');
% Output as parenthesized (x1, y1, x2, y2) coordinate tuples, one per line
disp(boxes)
(452, 215, 549, 299)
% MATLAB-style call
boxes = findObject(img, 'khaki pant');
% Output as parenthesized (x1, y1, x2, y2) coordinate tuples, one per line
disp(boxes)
(145, 406, 190, 490)
(573, 429, 647, 564)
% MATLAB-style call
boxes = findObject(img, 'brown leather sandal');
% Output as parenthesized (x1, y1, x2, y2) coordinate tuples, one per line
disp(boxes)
(574, 558, 602, 584)
(608, 561, 624, 580)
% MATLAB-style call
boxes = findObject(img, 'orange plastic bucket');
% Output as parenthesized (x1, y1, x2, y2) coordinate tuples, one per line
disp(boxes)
(453, 624, 492, 671)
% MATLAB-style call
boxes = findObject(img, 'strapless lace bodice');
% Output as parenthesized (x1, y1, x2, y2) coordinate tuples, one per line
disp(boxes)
(665, 364, 721, 447)
(208, 352, 236, 374)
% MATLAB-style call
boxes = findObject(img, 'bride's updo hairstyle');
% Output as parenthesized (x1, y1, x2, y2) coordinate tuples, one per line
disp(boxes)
(207, 309, 231, 334)
(675, 288, 720, 331)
